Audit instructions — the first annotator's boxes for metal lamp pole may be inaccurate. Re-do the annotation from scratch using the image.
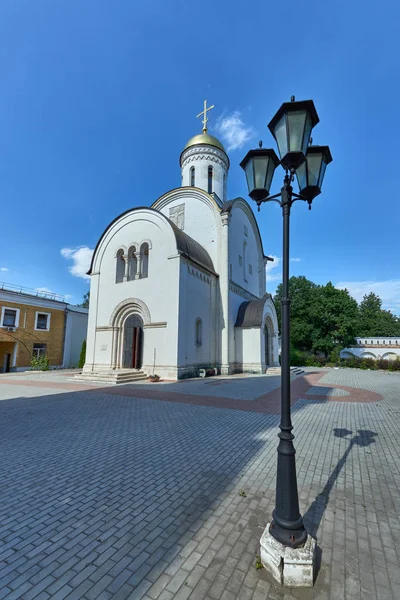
[240,98,332,553]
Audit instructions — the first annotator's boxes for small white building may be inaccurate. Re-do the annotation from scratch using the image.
[341,337,400,360]
[83,121,279,381]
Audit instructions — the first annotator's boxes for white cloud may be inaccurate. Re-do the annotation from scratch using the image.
[266,255,281,282]
[36,287,56,294]
[291,257,301,263]
[0,267,9,272]
[61,246,93,280]
[336,280,400,314]
[215,111,255,151]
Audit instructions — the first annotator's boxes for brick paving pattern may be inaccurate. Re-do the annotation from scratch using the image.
[0,369,399,599]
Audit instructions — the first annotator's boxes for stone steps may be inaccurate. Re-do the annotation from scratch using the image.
[72,370,148,384]
[265,366,305,377]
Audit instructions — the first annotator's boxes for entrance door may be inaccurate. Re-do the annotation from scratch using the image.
[123,315,143,369]
[264,324,269,366]
[4,353,11,373]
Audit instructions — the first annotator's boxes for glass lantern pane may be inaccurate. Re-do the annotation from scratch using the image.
[287,110,306,152]
[274,116,288,158]
[265,161,276,194]
[318,160,327,188]
[296,162,307,191]
[306,154,321,187]
[244,159,254,192]
[302,113,313,154]
[253,156,269,189]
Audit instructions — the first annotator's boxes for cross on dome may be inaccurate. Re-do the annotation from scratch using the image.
[196,100,215,133]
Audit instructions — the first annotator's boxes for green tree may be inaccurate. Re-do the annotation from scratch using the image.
[358,292,400,336]
[274,276,318,351]
[78,291,90,309]
[274,277,358,358]
[78,339,86,369]
[311,283,358,357]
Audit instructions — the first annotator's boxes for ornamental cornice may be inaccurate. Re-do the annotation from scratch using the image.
[181,145,229,170]
[229,281,258,301]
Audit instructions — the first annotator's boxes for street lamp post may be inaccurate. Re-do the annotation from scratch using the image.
[240,97,332,587]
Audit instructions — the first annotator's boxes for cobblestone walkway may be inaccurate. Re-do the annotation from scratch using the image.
[0,369,399,599]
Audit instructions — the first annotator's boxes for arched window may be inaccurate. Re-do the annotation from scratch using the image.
[195,318,202,346]
[208,166,213,194]
[141,242,149,278]
[115,249,125,283]
[243,241,247,281]
[128,246,137,280]
[190,166,195,187]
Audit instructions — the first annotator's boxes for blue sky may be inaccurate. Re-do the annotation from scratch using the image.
[0,0,399,313]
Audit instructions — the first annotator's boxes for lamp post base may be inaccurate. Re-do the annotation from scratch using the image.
[260,522,316,587]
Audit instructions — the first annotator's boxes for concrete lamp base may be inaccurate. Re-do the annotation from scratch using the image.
[260,523,316,587]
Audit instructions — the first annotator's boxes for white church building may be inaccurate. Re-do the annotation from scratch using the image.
[83,109,279,381]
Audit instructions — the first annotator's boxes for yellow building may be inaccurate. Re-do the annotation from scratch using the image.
[0,283,88,372]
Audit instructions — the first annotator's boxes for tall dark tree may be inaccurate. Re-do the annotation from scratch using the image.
[78,291,90,309]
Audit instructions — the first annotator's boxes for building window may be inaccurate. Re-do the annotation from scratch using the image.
[195,318,202,346]
[33,343,47,358]
[244,225,248,237]
[116,249,125,283]
[229,264,232,280]
[1,307,20,328]
[208,166,213,194]
[249,264,252,275]
[35,312,50,331]
[128,246,137,280]
[190,166,195,187]
[238,255,242,266]
[140,243,149,278]
[243,241,247,281]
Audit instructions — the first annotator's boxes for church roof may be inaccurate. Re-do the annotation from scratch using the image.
[169,220,216,274]
[235,295,273,328]
[182,133,226,154]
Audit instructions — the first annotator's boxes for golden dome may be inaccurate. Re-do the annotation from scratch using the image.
[182,133,226,153]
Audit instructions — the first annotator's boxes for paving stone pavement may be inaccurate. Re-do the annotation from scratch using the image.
[0,369,399,599]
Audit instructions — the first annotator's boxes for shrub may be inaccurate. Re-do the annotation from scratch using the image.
[78,340,86,369]
[30,354,50,371]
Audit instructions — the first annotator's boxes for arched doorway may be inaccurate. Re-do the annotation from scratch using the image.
[264,318,274,367]
[123,315,143,369]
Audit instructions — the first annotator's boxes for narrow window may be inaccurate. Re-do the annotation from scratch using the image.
[208,166,213,194]
[195,318,202,346]
[36,313,50,331]
[223,173,226,198]
[2,309,17,327]
[33,343,47,358]
[229,264,232,280]
[249,264,252,275]
[116,249,125,283]
[141,243,149,278]
[238,255,242,266]
[243,241,247,280]
[128,246,137,280]
[190,166,195,187]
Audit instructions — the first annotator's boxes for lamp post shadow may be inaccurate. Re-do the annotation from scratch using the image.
[303,428,378,540]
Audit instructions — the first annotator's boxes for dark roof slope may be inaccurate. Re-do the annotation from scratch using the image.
[235,295,272,328]
[169,220,216,274]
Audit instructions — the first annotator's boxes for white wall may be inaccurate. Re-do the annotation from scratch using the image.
[84,209,180,379]
[177,259,218,377]
[341,346,400,360]
[181,145,229,202]
[228,202,264,298]
[63,307,88,368]
[155,189,221,270]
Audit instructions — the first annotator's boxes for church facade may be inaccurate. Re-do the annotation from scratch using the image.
[83,117,279,380]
